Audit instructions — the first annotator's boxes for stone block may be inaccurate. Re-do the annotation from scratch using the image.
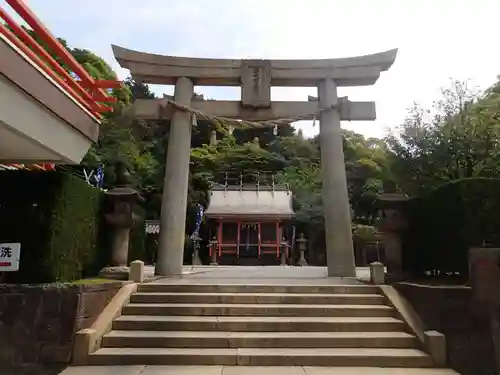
[469,247,500,303]
[100,266,130,280]
[36,318,61,342]
[72,328,95,365]
[369,262,385,285]
[40,290,63,317]
[241,59,271,108]
[424,330,447,366]
[39,344,72,364]
[0,282,124,371]
[129,260,145,282]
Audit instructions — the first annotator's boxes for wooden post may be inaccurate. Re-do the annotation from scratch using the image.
[258,222,261,258]
[218,220,223,256]
[237,221,241,258]
[275,220,280,258]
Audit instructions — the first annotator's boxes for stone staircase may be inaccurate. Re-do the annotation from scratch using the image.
[88,283,436,367]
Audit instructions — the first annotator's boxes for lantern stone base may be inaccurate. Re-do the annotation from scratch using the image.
[192,250,203,266]
[297,250,308,267]
[99,266,130,280]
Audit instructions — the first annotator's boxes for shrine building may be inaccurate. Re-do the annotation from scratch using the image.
[205,182,295,265]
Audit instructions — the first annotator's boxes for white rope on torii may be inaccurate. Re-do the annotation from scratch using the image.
[163,98,340,133]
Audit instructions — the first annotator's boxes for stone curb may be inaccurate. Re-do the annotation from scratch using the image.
[72,282,138,365]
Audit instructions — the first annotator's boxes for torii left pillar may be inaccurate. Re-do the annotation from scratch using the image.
[156,77,194,276]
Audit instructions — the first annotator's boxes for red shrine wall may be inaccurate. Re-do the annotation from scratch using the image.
[213,219,288,264]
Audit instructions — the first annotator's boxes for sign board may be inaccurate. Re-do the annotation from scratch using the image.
[0,243,21,272]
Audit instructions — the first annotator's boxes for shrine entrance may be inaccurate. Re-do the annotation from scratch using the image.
[112,45,398,277]
[205,182,295,266]
[239,223,259,258]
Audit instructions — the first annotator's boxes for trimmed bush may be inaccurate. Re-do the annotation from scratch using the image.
[0,171,103,283]
[402,178,500,278]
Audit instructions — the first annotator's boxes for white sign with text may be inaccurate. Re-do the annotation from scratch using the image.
[0,243,21,272]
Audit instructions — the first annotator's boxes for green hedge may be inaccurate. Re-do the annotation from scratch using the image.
[0,171,104,283]
[402,178,500,278]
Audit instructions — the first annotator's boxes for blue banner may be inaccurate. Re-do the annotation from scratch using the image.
[94,165,104,188]
[191,204,204,239]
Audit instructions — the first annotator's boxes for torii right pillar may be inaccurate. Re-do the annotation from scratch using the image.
[319,79,357,277]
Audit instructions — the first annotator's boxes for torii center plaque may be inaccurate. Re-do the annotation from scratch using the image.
[112,45,398,277]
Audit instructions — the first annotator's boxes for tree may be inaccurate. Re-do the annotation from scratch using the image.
[385,80,500,195]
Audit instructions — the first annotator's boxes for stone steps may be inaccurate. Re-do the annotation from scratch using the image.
[102,330,419,348]
[121,303,395,317]
[130,292,386,305]
[137,284,379,294]
[90,282,435,368]
[89,347,434,367]
[113,315,407,332]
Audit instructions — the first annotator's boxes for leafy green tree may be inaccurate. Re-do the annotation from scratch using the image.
[385,80,500,195]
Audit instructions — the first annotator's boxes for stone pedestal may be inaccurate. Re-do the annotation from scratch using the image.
[296,233,308,267]
[424,331,447,367]
[156,77,194,276]
[369,261,385,285]
[318,79,356,277]
[376,192,409,282]
[191,233,202,266]
[111,227,130,266]
[209,237,218,266]
[129,260,145,282]
[99,266,129,280]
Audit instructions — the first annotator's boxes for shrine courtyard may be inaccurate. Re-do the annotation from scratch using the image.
[144,265,374,284]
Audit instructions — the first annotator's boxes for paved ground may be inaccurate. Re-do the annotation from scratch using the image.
[145,265,373,284]
[59,365,460,374]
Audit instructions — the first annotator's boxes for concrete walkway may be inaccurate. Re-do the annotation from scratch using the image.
[145,265,373,284]
[59,365,460,374]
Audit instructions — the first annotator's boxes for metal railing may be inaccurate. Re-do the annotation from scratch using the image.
[0,0,121,119]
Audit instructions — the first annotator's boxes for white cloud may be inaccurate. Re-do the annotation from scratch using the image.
[7,0,500,139]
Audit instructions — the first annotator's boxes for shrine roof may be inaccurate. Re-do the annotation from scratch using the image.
[204,185,295,219]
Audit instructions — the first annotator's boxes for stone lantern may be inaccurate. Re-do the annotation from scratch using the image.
[100,162,144,280]
[209,236,218,266]
[191,232,202,266]
[296,233,308,267]
[375,185,409,282]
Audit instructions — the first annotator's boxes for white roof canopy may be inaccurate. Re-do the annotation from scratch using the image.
[205,188,295,219]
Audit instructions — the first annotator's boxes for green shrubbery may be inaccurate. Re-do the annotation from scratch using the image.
[0,171,104,283]
[402,178,500,278]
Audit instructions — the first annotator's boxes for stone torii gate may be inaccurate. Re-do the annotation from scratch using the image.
[112,45,398,277]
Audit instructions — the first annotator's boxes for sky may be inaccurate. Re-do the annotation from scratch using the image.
[4,0,500,138]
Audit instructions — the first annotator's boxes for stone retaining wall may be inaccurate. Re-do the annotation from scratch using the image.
[0,281,122,374]
[395,282,497,375]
